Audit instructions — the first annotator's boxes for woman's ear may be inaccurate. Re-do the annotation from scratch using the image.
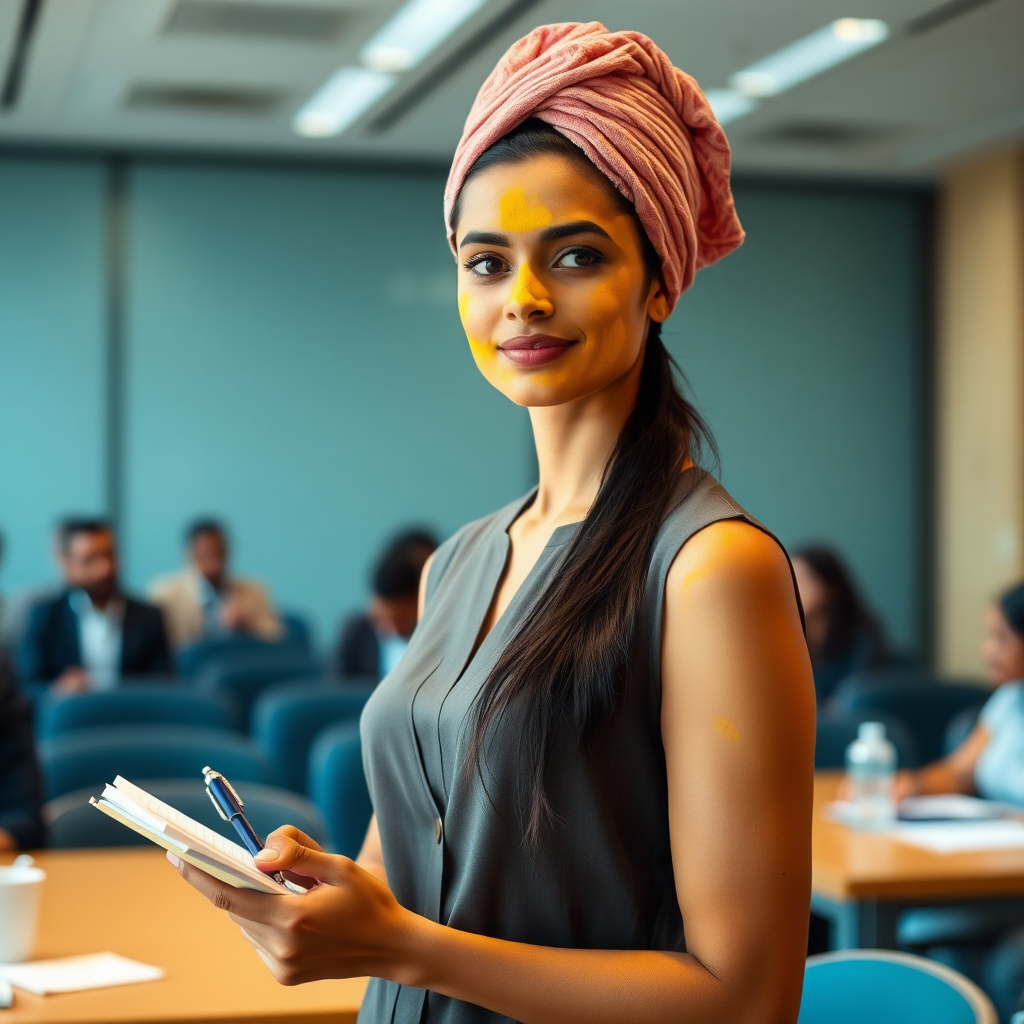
[647,278,670,323]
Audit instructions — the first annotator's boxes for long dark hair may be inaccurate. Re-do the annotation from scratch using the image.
[453,120,717,848]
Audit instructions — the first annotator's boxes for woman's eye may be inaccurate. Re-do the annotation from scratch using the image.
[555,248,601,269]
[466,255,508,277]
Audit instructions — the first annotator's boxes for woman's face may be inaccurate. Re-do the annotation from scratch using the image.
[981,603,1024,685]
[454,153,668,408]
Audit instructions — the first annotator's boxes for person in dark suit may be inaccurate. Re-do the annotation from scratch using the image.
[0,649,44,850]
[335,529,437,682]
[16,518,172,691]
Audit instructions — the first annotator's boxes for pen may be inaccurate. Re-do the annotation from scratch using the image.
[202,766,291,888]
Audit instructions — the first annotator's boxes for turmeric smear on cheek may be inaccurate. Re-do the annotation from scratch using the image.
[499,187,553,233]
[716,717,741,743]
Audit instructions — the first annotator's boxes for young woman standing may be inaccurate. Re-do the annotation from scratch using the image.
[173,22,815,1024]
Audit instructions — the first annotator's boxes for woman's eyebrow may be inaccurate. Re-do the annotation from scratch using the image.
[459,230,511,249]
[541,220,612,242]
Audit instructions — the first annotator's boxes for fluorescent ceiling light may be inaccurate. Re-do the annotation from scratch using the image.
[704,89,758,126]
[292,67,397,137]
[361,0,489,73]
[729,18,889,98]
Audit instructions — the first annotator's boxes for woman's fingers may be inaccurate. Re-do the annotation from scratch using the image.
[265,824,324,853]
[168,851,279,922]
[255,833,351,883]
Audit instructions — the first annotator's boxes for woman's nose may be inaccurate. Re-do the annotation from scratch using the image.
[504,263,553,322]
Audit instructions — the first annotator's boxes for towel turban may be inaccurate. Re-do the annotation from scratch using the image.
[444,21,745,310]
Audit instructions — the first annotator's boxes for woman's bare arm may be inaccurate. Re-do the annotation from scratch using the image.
[173,519,814,1024]
[896,725,991,799]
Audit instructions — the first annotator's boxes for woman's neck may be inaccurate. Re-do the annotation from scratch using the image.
[526,356,642,527]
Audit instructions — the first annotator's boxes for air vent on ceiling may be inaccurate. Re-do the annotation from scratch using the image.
[905,0,999,35]
[751,121,904,147]
[166,1,351,41]
[124,84,282,114]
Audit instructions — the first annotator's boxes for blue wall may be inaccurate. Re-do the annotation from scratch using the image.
[0,156,928,653]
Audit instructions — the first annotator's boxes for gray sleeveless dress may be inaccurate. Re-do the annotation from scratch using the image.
[359,469,783,1024]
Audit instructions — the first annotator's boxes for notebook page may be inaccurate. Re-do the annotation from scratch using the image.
[113,776,253,867]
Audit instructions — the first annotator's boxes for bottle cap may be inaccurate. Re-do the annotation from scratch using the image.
[858,721,886,742]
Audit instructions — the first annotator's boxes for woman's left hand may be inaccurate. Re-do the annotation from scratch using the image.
[169,826,413,986]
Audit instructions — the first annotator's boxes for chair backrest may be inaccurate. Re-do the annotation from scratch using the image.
[307,720,373,857]
[36,686,232,739]
[176,636,279,678]
[252,681,376,793]
[45,779,327,849]
[279,611,313,653]
[197,650,324,730]
[39,725,273,799]
[816,711,920,769]
[832,671,990,764]
[798,950,997,1024]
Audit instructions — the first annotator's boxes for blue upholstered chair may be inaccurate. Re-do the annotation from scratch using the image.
[815,711,920,769]
[252,681,376,793]
[308,720,373,857]
[279,611,313,653]
[196,650,324,730]
[45,779,327,849]
[36,686,232,739]
[176,636,280,678]
[39,725,273,800]
[798,950,997,1024]
[832,671,990,764]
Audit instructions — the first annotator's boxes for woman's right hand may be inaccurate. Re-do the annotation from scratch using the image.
[891,770,919,803]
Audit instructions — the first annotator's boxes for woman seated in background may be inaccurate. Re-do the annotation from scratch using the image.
[791,545,889,703]
[895,581,1024,805]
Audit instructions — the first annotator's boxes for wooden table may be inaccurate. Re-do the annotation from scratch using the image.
[812,772,1024,948]
[0,848,367,1023]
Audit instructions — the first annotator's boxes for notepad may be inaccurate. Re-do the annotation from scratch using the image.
[90,776,291,894]
[0,953,164,995]
[891,820,1024,853]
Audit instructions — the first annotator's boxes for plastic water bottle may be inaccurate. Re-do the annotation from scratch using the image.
[845,721,897,830]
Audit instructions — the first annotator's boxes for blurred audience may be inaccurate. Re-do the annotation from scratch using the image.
[0,648,45,849]
[792,545,888,703]
[149,518,282,649]
[335,529,437,681]
[894,580,1024,805]
[16,518,171,691]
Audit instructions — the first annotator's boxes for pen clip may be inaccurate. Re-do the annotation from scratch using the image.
[203,766,245,817]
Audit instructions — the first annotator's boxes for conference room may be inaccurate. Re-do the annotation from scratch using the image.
[1,0,1023,1021]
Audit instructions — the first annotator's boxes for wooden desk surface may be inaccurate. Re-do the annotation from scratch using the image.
[813,772,1024,902]
[1,848,367,1024]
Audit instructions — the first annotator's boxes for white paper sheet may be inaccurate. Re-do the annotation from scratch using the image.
[0,952,164,995]
[890,820,1024,853]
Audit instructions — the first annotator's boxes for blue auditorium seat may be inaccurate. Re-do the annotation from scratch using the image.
[36,686,231,739]
[279,611,313,653]
[39,725,273,800]
[308,720,373,857]
[252,681,376,793]
[798,950,997,1024]
[46,779,327,849]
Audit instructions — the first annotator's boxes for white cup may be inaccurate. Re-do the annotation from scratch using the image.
[0,857,46,964]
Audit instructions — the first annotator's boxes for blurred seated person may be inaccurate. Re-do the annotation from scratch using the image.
[335,529,437,682]
[16,518,171,691]
[792,544,888,703]
[895,581,1024,805]
[149,519,282,649]
[0,648,44,850]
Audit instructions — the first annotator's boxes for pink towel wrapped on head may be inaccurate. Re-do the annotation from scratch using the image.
[445,21,745,310]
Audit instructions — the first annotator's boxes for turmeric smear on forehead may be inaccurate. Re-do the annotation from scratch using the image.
[499,187,553,233]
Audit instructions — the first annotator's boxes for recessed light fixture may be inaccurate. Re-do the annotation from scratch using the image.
[705,89,759,126]
[361,0,489,73]
[730,18,889,99]
[292,67,397,137]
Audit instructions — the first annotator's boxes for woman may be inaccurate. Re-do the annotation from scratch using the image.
[895,581,1024,804]
[171,23,815,1024]
[791,545,888,703]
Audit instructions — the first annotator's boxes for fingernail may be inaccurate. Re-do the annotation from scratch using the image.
[255,848,277,863]
[166,852,181,868]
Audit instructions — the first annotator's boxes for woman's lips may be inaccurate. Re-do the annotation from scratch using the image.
[497,335,577,367]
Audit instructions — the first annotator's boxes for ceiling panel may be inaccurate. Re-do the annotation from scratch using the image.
[0,0,1021,179]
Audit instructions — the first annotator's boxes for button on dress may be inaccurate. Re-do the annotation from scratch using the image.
[359,469,785,1023]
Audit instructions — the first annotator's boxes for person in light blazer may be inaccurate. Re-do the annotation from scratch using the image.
[149,519,281,650]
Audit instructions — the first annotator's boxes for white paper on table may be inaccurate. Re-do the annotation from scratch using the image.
[0,952,164,995]
[890,820,1024,854]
